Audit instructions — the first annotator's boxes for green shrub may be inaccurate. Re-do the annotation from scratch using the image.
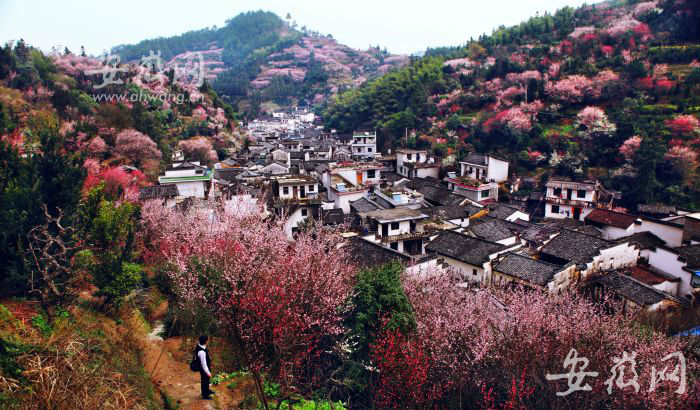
[98,262,144,305]
[31,313,51,335]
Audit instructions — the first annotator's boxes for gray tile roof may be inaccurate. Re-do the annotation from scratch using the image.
[677,245,700,270]
[539,229,615,266]
[139,184,179,200]
[588,272,681,307]
[426,230,506,266]
[615,231,665,250]
[405,179,467,206]
[421,204,470,221]
[345,237,412,270]
[462,153,487,166]
[468,218,518,242]
[520,223,562,245]
[494,252,565,286]
[350,197,383,213]
[486,203,528,220]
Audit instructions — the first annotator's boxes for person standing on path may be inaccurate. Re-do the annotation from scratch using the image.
[194,335,215,399]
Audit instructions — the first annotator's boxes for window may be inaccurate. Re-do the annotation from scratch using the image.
[551,205,560,214]
[368,147,372,152]
[473,269,478,276]
[282,186,289,195]
[390,222,400,230]
[480,190,490,199]
[389,242,399,250]
[553,187,562,197]
[367,169,376,179]
[301,209,308,217]
[308,185,315,192]
[577,189,587,198]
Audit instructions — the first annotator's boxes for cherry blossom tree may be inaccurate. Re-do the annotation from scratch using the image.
[178,137,217,164]
[502,107,533,134]
[114,129,161,166]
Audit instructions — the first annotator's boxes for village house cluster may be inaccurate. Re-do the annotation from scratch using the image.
[140,110,700,319]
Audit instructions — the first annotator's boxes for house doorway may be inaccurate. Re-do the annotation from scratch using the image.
[573,207,581,220]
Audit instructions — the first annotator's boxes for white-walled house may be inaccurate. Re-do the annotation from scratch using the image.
[459,153,509,183]
[646,244,700,300]
[324,162,383,213]
[362,208,430,255]
[351,131,378,160]
[157,161,212,198]
[538,229,639,279]
[446,177,499,205]
[396,149,441,179]
[270,175,322,238]
[544,179,611,221]
[492,252,577,294]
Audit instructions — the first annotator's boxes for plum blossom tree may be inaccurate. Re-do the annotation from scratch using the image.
[576,106,616,139]
[371,271,699,410]
[178,137,218,164]
[619,135,642,160]
[545,75,596,103]
[114,129,161,167]
[140,200,355,407]
[502,108,533,134]
[86,136,108,158]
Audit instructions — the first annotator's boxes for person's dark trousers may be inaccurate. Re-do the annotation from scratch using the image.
[200,371,211,398]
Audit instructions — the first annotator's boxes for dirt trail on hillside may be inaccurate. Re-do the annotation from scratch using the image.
[142,321,245,410]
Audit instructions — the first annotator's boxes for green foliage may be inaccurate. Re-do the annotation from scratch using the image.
[0,120,84,296]
[98,262,144,305]
[323,57,446,146]
[345,261,416,363]
[30,313,52,335]
[264,378,281,398]
[211,370,249,385]
[279,399,347,410]
[76,185,142,305]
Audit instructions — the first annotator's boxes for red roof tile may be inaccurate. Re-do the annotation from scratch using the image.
[585,208,638,229]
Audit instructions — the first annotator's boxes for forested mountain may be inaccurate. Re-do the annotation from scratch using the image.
[112,11,409,115]
[321,0,700,210]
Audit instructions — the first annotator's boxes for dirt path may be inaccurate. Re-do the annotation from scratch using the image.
[142,321,247,410]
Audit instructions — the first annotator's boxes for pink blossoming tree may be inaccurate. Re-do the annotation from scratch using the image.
[576,106,616,139]
[114,129,161,166]
[178,137,218,164]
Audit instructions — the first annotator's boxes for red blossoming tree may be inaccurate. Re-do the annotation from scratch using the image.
[667,115,700,138]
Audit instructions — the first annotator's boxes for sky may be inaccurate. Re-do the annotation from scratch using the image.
[0,0,600,56]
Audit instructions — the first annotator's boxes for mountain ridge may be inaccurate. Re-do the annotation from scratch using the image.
[111,11,409,115]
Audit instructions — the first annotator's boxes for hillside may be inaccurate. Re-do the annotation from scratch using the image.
[112,11,409,115]
[322,0,700,209]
